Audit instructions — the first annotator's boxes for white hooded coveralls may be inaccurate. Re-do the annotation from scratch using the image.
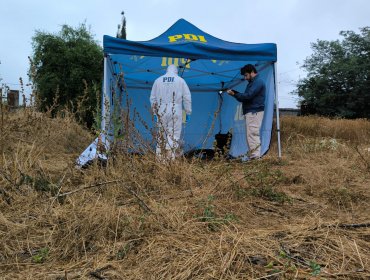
[150,64,192,160]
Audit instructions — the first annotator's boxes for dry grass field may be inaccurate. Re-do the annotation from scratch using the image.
[0,108,369,279]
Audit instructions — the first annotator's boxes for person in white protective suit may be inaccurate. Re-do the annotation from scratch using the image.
[150,64,192,161]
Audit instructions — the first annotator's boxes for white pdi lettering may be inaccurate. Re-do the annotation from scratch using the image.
[163,77,174,82]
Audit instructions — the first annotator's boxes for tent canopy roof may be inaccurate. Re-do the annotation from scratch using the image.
[103,18,277,62]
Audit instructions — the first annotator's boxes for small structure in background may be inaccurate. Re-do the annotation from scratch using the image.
[7,89,19,109]
[0,87,21,111]
[7,90,19,108]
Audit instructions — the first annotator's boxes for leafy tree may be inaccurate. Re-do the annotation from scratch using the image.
[30,23,103,127]
[295,27,370,118]
[116,11,127,39]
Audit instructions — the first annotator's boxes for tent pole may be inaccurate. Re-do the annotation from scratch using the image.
[102,55,108,134]
[273,62,282,158]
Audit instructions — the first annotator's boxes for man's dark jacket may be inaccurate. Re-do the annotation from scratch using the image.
[233,74,265,114]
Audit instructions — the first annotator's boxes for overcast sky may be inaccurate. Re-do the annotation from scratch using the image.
[0,0,369,108]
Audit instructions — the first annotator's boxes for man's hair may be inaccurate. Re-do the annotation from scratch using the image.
[240,64,257,75]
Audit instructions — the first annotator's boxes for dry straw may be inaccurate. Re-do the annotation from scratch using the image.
[0,105,369,279]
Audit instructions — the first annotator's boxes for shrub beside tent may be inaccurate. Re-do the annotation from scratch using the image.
[77,19,281,166]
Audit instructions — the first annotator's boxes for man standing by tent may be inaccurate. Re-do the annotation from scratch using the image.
[227,64,265,160]
[150,64,192,161]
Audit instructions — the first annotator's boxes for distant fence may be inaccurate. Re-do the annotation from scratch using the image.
[275,108,300,117]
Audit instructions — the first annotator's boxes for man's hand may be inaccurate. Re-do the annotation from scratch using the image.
[227,89,236,96]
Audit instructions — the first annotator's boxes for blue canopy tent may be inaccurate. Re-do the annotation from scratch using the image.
[77,19,281,166]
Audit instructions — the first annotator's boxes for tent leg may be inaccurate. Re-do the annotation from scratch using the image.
[273,62,282,158]
[102,55,109,132]
[100,55,113,153]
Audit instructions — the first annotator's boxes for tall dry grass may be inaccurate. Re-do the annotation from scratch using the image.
[0,107,369,279]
